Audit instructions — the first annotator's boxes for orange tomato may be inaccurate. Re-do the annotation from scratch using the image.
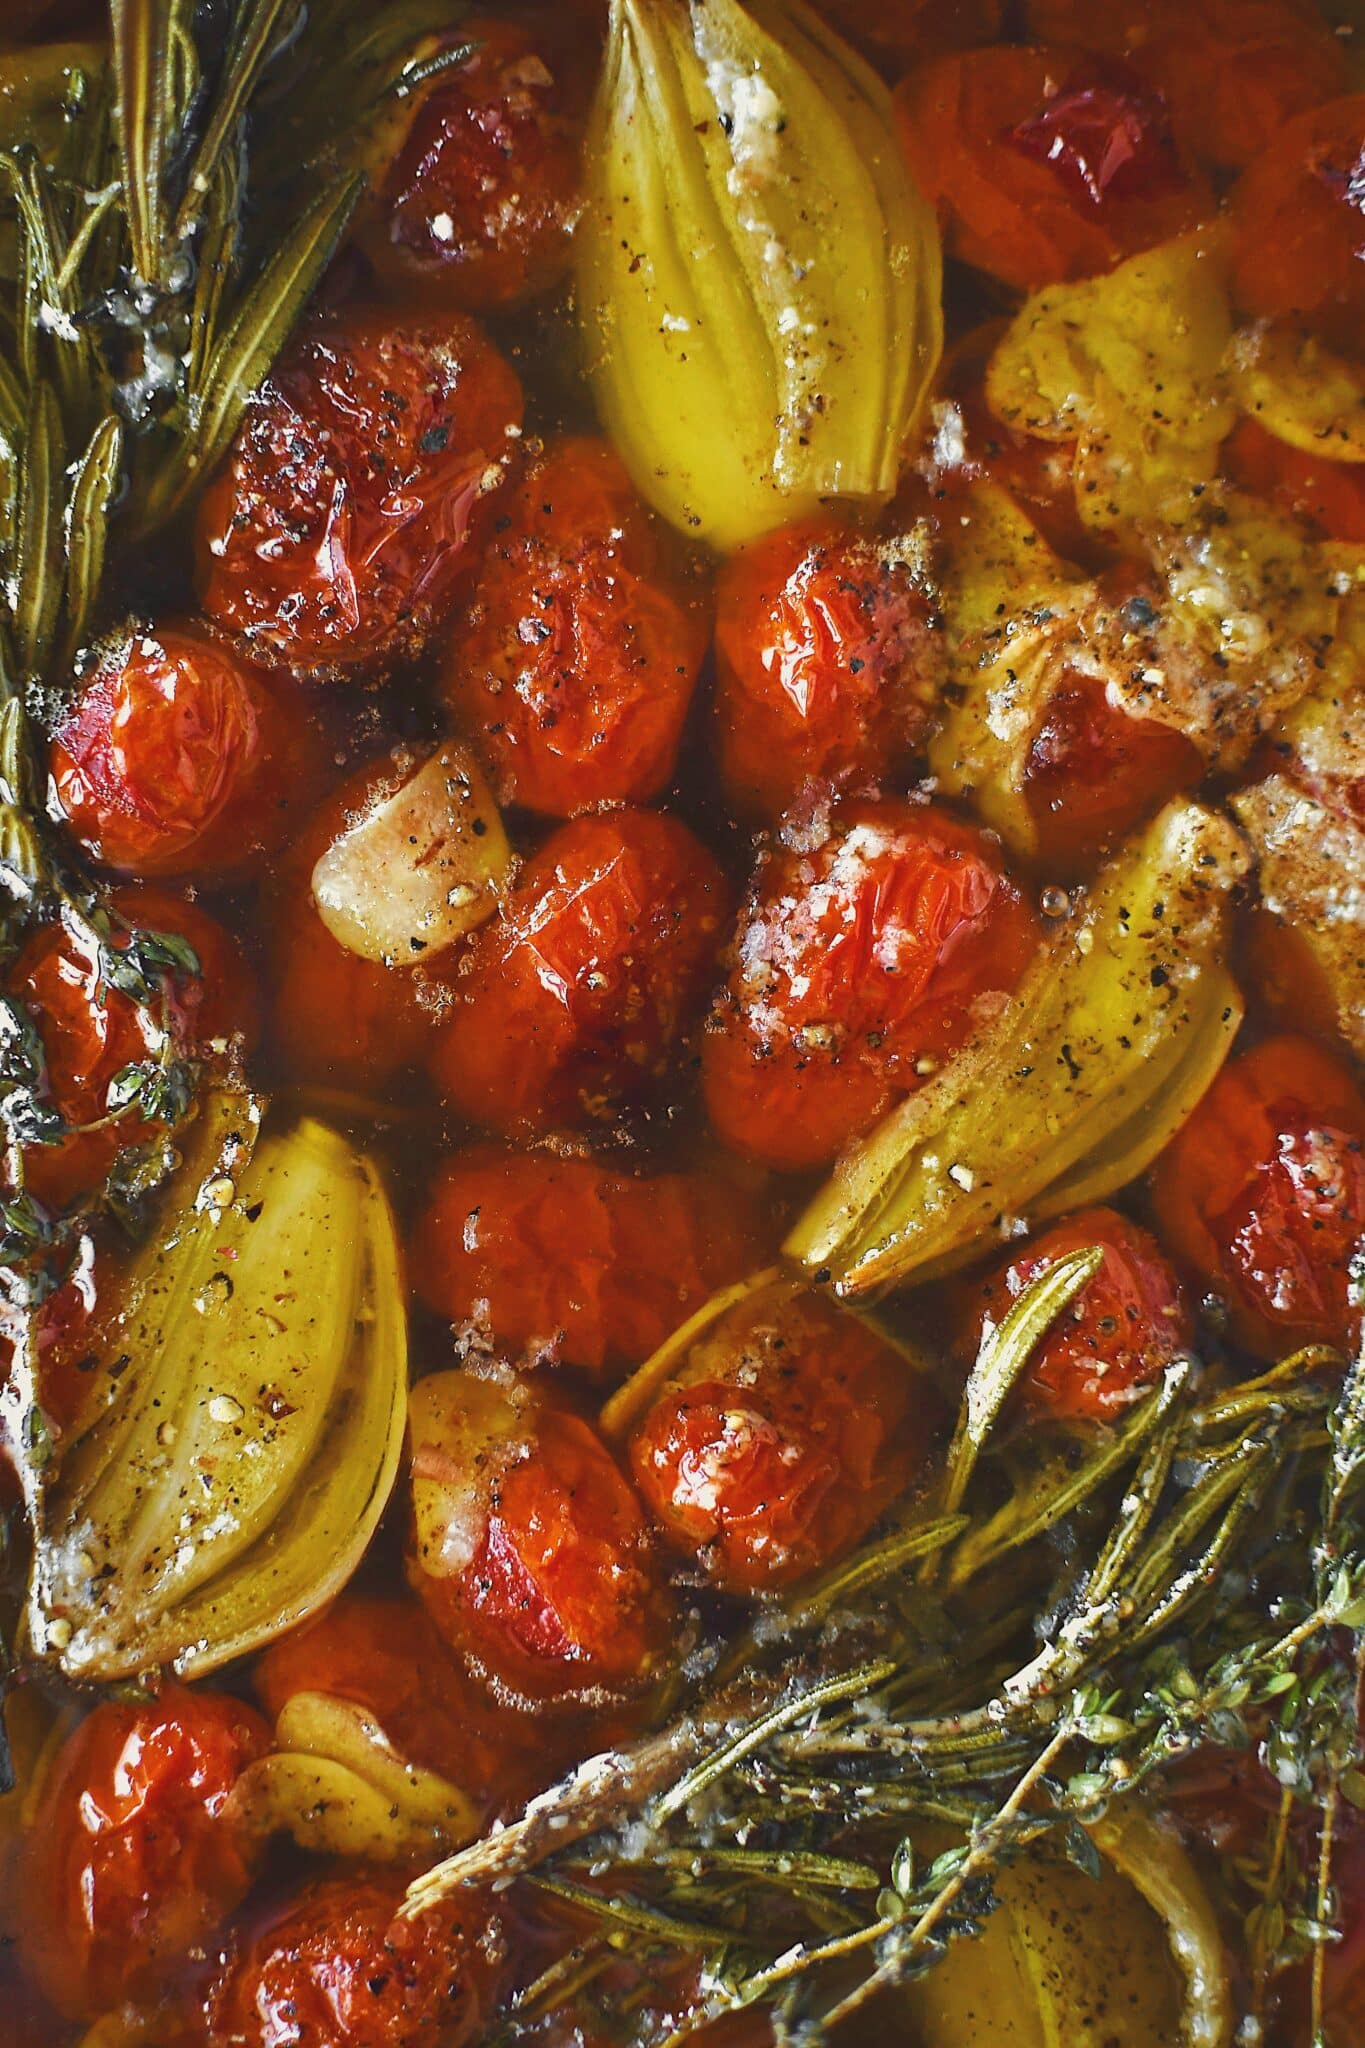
[1222,418,1365,545]
[1230,97,1365,355]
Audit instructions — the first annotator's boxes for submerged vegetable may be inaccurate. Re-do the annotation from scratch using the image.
[27,1090,407,1681]
[577,0,942,549]
[786,797,1248,1296]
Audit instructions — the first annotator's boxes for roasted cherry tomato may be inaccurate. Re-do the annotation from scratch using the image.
[18,1685,269,2021]
[629,1285,926,1592]
[429,807,726,1135]
[1150,1034,1365,1359]
[811,0,1002,73]
[407,1373,671,1705]
[713,518,941,823]
[701,799,1037,1172]
[895,47,1210,293]
[1222,418,1365,545]
[10,887,259,1211]
[201,1873,503,2048]
[1229,97,1365,357]
[359,15,590,311]
[1025,0,1347,174]
[50,621,320,878]
[441,437,709,816]
[414,1145,767,1381]
[954,1205,1193,1423]
[196,311,523,679]
[1023,670,1203,875]
[267,762,462,1089]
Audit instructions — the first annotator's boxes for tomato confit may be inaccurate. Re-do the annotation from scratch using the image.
[0,3,1364,2047]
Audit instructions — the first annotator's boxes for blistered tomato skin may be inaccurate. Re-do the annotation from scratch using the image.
[50,623,320,878]
[268,762,461,1089]
[629,1289,924,1592]
[363,16,589,312]
[202,1874,503,2048]
[414,1146,766,1381]
[195,312,523,680]
[1222,419,1365,545]
[701,800,1038,1173]
[408,1380,671,1706]
[1150,1035,1365,1359]
[956,1206,1193,1423]
[1230,97,1365,356]
[429,807,727,1136]
[1023,669,1204,874]
[713,519,941,824]
[441,438,709,816]
[18,1685,269,2021]
[895,47,1210,294]
[10,887,259,1211]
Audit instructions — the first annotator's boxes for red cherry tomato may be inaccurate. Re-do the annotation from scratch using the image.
[701,799,1037,1173]
[810,0,1002,74]
[441,437,709,816]
[18,1685,269,2020]
[954,1205,1193,1423]
[267,762,462,1089]
[407,1374,671,1704]
[629,1286,926,1592]
[201,1873,502,2048]
[196,311,523,679]
[429,807,727,1135]
[1222,419,1365,545]
[1150,1034,1365,1359]
[50,622,321,878]
[361,15,590,311]
[10,887,259,1211]
[1229,97,1365,357]
[713,518,941,824]
[414,1144,768,1381]
[1026,0,1347,174]
[1023,669,1203,875]
[895,47,1210,293]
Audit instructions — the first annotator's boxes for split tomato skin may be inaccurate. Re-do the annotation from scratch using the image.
[1222,418,1365,546]
[701,799,1037,1173]
[1150,1034,1365,1359]
[441,437,709,816]
[955,1206,1193,1423]
[18,1685,270,2021]
[407,1376,672,1706]
[195,311,523,679]
[713,518,941,823]
[10,886,259,1211]
[429,807,727,1136]
[895,46,1210,293]
[50,622,321,878]
[362,14,590,312]
[629,1288,926,1592]
[413,1145,767,1381]
[201,1873,503,2048]
[1229,96,1365,356]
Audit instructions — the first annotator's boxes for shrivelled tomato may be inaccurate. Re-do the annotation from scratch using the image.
[50,622,321,878]
[429,807,727,1135]
[1229,97,1365,356]
[201,1873,503,2048]
[701,799,1037,1172]
[954,1205,1193,1423]
[1150,1034,1365,1359]
[196,312,523,679]
[441,437,709,816]
[895,47,1210,293]
[360,14,591,311]
[1222,418,1365,545]
[713,518,941,823]
[413,1145,767,1381]
[629,1286,926,1592]
[1023,669,1203,874]
[18,1685,269,2020]
[10,887,259,1211]
[267,761,462,1088]
[1025,0,1347,174]
[407,1373,671,1705]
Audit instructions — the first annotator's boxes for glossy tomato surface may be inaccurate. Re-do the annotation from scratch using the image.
[1230,96,1365,354]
